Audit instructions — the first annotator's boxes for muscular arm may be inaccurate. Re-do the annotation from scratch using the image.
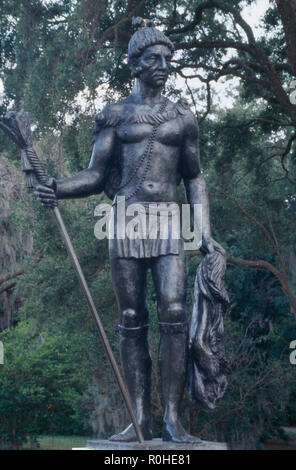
[180,111,212,243]
[56,127,115,199]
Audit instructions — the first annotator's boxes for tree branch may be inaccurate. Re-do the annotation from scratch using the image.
[216,189,279,253]
[187,251,296,317]
[227,256,296,316]
[170,1,296,120]
[0,282,16,295]
[280,133,296,186]
[0,269,25,287]
[0,251,44,294]
[276,0,296,76]
[167,0,256,44]
[175,39,254,55]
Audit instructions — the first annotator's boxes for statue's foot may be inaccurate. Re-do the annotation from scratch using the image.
[109,423,152,442]
[162,420,202,443]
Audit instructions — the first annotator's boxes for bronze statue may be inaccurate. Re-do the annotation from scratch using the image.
[34,18,227,443]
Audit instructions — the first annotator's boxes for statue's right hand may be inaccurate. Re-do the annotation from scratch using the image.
[34,178,57,208]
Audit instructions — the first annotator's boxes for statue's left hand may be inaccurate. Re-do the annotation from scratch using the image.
[34,177,57,208]
[201,236,226,256]
[211,238,226,256]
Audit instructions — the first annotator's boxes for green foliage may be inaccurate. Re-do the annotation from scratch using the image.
[179,316,296,449]
[0,319,92,449]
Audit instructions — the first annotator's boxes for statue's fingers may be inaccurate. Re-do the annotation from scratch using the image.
[207,242,214,253]
[40,198,57,207]
[213,241,226,256]
[218,245,226,256]
[36,195,56,205]
[34,184,55,194]
[41,197,56,203]
[35,191,56,199]
[45,177,57,190]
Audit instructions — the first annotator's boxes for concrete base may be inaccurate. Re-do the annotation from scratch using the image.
[84,438,227,450]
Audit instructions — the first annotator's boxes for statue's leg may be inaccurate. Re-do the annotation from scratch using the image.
[109,257,152,442]
[151,252,201,443]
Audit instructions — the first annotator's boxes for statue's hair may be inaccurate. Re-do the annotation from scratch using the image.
[128,17,174,60]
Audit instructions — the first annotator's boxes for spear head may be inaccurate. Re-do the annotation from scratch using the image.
[0,110,48,188]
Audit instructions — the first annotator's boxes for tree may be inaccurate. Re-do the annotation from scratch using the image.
[0,320,92,449]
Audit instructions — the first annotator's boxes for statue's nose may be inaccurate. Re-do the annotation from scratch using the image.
[158,57,168,70]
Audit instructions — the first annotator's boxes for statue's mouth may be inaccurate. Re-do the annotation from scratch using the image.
[154,74,167,80]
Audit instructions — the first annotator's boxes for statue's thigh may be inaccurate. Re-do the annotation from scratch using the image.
[151,252,187,321]
[110,256,148,316]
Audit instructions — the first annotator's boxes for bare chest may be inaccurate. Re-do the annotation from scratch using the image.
[116,118,183,147]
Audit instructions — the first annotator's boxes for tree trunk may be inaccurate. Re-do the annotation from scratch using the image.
[276,0,296,76]
[0,158,34,332]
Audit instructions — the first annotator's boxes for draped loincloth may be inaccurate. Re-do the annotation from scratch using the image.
[109,201,183,259]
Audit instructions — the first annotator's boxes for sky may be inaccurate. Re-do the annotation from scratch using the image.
[0,0,271,111]
[242,0,270,37]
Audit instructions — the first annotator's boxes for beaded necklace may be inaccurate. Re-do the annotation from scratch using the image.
[118,98,168,201]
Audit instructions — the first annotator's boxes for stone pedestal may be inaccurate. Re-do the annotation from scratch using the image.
[82,438,227,450]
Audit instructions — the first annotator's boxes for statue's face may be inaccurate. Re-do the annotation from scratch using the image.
[136,44,172,89]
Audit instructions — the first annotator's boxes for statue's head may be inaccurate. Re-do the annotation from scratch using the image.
[128,18,174,88]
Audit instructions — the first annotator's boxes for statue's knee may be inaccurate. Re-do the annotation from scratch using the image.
[121,308,139,328]
[161,302,186,323]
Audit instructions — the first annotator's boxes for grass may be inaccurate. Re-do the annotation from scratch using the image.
[24,435,92,450]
